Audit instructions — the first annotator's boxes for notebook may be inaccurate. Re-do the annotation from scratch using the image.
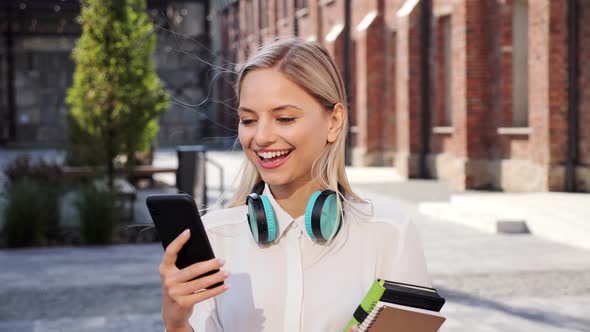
[344,279,446,332]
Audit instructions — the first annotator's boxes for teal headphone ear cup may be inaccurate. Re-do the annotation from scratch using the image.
[246,194,277,244]
[305,190,341,241]
[304,191,322,241]
[319,193,340,240]
[247,201,260,243]
[259,195,277,242]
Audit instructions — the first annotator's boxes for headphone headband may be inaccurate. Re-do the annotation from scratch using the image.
[251,181,345,198]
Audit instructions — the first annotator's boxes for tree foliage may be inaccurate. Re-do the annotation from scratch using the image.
[66,0,169,186]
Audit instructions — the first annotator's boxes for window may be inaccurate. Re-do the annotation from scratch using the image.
[435,14,452,127]
[512,0,529,126]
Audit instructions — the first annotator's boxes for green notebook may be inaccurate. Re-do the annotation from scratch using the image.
[344,279,445,332]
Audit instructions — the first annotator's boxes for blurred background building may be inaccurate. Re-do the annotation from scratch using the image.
[209,0,589,193]
[1,0,588,193]
[0,0,228,148]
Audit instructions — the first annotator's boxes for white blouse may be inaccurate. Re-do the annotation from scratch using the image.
[188,185,432,332]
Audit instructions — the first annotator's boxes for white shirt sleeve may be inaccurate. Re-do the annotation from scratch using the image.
[380,218,433,288]
[187,297,223,332]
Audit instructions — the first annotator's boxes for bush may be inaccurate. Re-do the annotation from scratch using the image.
[1,179,61,248]
[3,154,63,188]
[76,184,121,245]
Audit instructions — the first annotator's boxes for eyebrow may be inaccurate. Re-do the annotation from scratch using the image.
[238,104,304,113]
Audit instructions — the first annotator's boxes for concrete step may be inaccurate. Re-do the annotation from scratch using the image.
[419,192,590,251]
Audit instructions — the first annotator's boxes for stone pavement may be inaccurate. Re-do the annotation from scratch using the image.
[0,244,165,332]
[1,149,589,331]
[355,186,590,332]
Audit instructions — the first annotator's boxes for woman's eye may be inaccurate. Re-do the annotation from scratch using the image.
[277,117,295,124]
[240,119,255,125]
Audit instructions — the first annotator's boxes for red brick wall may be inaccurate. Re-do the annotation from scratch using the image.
[528,0,550,165]
[395,1,423,174]
[261,0,277,44]
[449,1,466,158]
[501,0,513,129]
[320,0,356,146]
[464,0,491,161]
[577,0,590,167]
[320,0,344,40]
[216,0,588,191]
[383,29,396,159]
[484,0,506,160]
[319,1,346,79]
[527,0,569,191]
[433,15,445,129]
[382,1,404,160]
[351,0,379,28]
[431,0,457,157]
[276,0,295,37]
[352,2,386,164]
[296,0,319,40]
[547,1,569,167]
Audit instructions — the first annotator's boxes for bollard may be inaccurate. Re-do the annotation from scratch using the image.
[176,145,207,210]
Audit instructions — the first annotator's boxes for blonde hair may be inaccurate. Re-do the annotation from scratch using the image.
[227,38,364,209]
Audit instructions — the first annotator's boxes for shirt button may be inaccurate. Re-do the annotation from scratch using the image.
[292,223,303,239]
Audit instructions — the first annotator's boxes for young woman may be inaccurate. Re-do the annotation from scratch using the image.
[158,38,432,332]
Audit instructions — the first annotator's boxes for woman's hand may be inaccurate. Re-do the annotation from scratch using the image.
[349,325,359,332]
[159,229,230,331]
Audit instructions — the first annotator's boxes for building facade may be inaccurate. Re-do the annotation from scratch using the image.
[210,0,590,193]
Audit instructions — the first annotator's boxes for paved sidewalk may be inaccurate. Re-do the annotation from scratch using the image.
[0,244,165,332]
[355,186,590,332]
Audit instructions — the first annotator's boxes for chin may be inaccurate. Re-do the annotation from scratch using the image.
[258,173,292,187]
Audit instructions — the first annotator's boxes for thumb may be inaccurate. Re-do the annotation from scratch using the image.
[350,325,358,332]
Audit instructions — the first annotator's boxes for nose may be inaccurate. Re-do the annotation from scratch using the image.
[253,118,277,147]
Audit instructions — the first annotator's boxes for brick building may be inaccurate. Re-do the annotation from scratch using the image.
[209,0,589,193]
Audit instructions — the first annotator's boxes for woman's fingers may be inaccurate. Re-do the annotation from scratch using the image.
[159,229,191,272]
[179,282,230,308]
[173,269,230,296]
[174,258,226,284]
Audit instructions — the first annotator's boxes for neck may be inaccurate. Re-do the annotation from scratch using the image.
[269,179,321,219]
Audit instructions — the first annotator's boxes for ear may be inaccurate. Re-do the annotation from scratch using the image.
[327,103,346,143]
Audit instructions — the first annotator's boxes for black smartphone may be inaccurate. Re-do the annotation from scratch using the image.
[146,194,223,288]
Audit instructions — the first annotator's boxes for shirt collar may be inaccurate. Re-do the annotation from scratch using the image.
[262,184,315,243]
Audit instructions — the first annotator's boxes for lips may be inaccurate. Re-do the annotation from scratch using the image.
[255,149,293,169]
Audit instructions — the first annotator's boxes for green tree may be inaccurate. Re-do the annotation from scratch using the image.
[66,0,169,188]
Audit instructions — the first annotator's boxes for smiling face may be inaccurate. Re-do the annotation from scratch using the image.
[238,68,339,191]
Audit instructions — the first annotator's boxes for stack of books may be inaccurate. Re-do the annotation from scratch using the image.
[344,279,446,332]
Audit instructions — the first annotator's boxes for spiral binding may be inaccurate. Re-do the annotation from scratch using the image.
[359,303,385,331]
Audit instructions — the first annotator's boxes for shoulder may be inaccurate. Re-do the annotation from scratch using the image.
[201,204,249,235]
[345,199,413,237]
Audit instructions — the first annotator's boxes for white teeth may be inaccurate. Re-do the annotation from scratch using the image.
[257,150,291,159]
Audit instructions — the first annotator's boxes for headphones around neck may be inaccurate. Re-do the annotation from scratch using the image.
[246,181,344,244]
